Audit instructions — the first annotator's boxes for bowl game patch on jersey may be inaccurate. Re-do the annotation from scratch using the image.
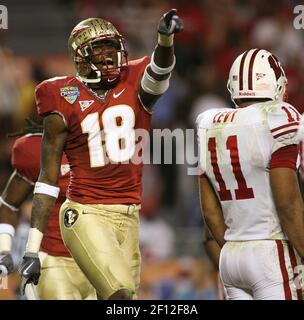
[60,86,80,104]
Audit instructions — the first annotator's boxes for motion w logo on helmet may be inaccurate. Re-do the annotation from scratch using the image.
[0,5,8,29]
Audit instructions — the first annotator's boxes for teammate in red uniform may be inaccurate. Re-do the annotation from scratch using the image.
[0,121,96,299]
[20,10,183,299]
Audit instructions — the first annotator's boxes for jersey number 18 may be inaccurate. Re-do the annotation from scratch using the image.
[81,105,135,167]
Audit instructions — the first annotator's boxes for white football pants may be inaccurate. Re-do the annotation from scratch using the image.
[219,240,303,300]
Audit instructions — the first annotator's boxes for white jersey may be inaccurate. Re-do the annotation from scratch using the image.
[196,101,300,241]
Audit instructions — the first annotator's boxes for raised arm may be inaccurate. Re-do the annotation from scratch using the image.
[19,114,67,291]
[138,9,183,110]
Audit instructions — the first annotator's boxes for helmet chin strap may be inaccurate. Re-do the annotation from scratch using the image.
[77,63,119,87]
[77,62,102,83]
[77,72,101,84]
[77,71,119,90]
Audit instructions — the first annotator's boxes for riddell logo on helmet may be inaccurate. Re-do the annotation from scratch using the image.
[0,5,8,29]
[294,5,304,29]
[239,92,256,96]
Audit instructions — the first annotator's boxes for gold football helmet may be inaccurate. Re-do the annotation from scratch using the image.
[68,18,128,87]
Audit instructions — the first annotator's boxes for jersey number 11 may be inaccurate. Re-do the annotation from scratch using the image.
[208,135,255,201]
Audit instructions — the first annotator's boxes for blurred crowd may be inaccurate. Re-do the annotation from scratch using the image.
[1,0,304,299]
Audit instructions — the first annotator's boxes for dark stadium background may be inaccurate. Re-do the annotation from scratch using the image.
[0,0,303,299]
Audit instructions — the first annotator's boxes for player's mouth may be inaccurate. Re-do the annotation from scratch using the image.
[98,58,118,71]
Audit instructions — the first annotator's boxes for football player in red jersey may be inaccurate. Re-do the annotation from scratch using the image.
[0,120,96,299]
[19,10,183,300]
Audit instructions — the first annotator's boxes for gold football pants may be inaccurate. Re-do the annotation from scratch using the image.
[59,199,141,300]
[36,253,97,300]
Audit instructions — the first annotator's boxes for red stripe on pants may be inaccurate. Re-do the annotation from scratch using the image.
[276,240,292,300]
[287,244,303,300]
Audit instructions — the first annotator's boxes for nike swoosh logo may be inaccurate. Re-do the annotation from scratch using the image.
[113,89,125,99]
[23,261,35,276]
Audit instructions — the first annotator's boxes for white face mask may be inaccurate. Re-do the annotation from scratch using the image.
[76,44,122,85]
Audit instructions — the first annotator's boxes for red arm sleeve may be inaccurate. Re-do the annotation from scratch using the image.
[35,79,71,128]
[35,81,57,117]
[11,136,42,183]
[127,56,150,88]
[270,145,298,171]
[135,56,151,84]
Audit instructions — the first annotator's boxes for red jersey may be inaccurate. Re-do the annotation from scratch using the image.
[11,134,70,257]
[35,57,151,204]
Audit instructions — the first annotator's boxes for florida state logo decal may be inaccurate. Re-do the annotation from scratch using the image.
[64,208,79,228]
